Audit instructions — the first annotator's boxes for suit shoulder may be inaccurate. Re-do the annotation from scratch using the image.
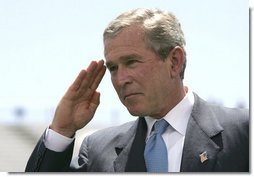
[89,120,136,138]
[208,104,249,126]
[194,93,249,125]
[80,120,136,150]
[192,93,249,137]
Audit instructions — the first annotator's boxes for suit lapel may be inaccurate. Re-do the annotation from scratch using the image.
[180,93,224,172]
[113,118,141,172]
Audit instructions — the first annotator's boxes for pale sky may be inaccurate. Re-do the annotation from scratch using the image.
[0,0,249,126]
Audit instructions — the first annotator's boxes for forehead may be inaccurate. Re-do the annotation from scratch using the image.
[104,25,147,60]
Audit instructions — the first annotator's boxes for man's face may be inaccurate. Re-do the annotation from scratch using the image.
[104,25,177,118]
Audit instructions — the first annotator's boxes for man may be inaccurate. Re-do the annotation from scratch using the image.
[25,8,249,172]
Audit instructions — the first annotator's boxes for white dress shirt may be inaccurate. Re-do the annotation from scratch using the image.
[145,91,194,172]
[45,128,74,152]
[45,91,194,172]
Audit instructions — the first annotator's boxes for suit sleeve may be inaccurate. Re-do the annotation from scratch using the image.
[25,131,75,172]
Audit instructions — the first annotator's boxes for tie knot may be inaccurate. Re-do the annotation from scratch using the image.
[153,119,169,134]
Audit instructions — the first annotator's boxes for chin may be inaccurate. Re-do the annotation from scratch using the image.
[126,107,147,117]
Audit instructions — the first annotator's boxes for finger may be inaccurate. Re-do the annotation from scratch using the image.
[97,59,105,69]
[69,70,87,91]
[86,59,104,87]
[86,61,98,74]
[89,91,101,113]
[69,61,98,91]
[79,60,105,92]
[83,61,99,87]
[78,61,99,92]
[90,64,106,90]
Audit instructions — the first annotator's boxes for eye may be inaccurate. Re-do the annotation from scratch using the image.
[125,59,138,66]
[108,65,118,73]
[126,59,137,65]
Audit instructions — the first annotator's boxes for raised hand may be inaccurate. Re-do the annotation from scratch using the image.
[50,60,106,137]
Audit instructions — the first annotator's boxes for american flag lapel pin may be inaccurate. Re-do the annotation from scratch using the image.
[199,151,208,163]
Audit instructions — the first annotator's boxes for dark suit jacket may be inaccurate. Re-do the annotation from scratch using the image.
[25,93,249,172]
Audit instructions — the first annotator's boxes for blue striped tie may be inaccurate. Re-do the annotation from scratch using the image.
[144,119,169,172]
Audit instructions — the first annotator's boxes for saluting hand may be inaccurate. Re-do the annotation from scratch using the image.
[50,60,106,137]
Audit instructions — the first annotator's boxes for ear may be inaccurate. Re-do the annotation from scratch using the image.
[167,46,185,78]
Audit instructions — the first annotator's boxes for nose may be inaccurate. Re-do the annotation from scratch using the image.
[112,65,132,88]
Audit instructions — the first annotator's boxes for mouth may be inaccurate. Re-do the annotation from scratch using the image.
[124,93,142,100]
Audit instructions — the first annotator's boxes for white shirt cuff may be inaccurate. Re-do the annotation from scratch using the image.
[44,127,75,152]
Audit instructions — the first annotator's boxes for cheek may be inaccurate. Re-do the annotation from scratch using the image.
[145,69,171,99]
[131,66,147,82]
[111,76,120,94]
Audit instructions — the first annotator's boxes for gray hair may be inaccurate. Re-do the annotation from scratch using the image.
[103,8,187,80]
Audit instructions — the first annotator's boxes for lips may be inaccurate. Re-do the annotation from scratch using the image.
[124,93,142,100]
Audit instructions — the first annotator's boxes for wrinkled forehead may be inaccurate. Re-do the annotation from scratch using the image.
[104,25,146,58]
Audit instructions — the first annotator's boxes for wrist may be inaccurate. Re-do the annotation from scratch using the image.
[49,124,75,138]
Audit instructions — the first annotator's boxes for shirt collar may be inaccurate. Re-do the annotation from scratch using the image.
[145,90,194,137]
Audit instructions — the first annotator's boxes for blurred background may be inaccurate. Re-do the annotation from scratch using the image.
[0,0,249,172]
